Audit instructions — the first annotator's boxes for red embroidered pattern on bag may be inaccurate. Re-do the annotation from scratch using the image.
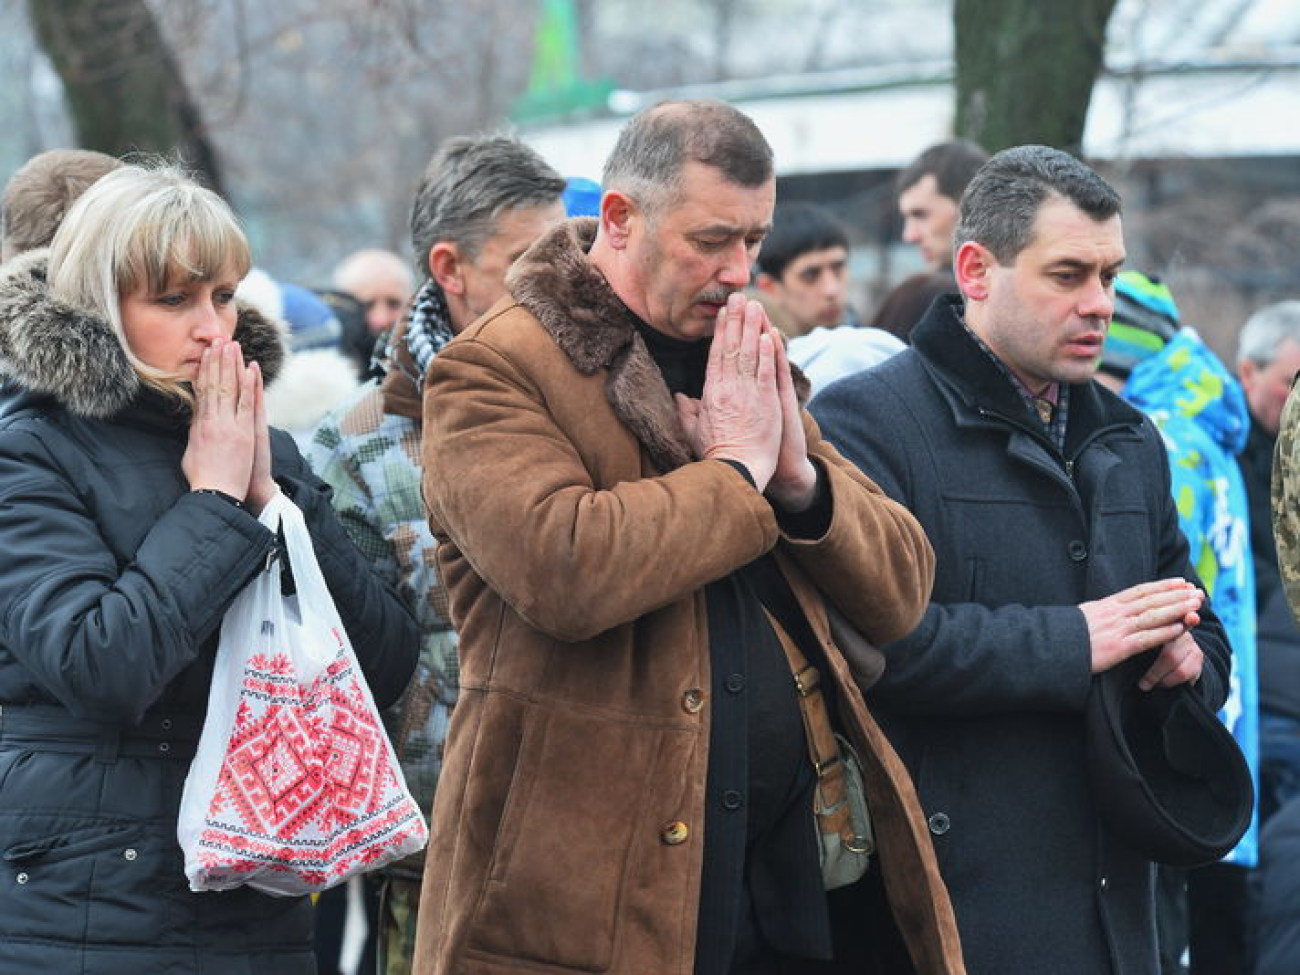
[191,632,427,893]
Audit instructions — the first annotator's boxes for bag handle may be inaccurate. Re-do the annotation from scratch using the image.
[760,607,865,855]
[256,491,287,532]
[258,493,346,677]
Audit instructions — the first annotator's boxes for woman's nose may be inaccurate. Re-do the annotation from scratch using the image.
[192,302,226,340]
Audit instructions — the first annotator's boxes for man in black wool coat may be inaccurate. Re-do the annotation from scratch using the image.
[810,145,1233,975]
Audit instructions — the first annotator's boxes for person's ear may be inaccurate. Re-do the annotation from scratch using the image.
[955,241,995,302]
[1237,357,1257,390]
[429,242,464,297]
[600,190,637,250]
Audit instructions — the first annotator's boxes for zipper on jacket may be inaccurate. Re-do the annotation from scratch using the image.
[976,406,1072,474]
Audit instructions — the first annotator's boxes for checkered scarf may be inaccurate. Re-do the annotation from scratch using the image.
[402,279,457,380]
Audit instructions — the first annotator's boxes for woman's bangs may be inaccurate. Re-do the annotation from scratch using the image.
[122,195,250,296]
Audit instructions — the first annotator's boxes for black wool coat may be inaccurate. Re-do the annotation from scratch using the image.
[0,252,419,974]
[1255,793,1300,975]
[809,295,1232,975]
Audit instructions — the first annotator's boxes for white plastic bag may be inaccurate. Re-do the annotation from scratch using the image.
[178,492,428,896]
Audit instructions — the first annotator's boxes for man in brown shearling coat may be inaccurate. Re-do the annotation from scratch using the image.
[413,100,964,975]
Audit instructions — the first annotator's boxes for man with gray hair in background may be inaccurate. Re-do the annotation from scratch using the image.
[412,99,962,975]
[1238,303,1300,832]
[307,134,567,975]
[813,145,1233,974]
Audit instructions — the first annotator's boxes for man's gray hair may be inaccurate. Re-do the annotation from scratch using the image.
[1237,301,1300,366]
[955,145,1121,266]
[602,99,773,219]
[410,135,565,275]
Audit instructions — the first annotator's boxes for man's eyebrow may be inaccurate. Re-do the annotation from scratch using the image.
[693,220,772,237]
[1046,256,1127,272]
[802,257,847,272]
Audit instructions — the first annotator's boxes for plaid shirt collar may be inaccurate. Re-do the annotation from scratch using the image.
[963,321,1071,451]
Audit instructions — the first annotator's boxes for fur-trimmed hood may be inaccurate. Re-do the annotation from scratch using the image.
[506,217,809,474]
[0,249,286,420]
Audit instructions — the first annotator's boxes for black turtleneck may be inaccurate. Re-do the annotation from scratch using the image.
[632,320,833,972]
[635,319,710,399]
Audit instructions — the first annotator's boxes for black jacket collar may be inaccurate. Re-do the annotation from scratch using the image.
[911,293,1144,454]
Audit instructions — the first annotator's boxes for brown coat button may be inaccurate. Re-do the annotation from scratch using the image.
[661,821,690,845]
[681,688,705,713]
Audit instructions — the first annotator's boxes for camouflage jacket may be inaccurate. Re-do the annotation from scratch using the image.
[307,379,457,879]
[1274,380,1300,625]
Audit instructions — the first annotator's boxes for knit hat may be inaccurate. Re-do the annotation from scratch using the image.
[1100,271,1181,378]
[237,268,342,352]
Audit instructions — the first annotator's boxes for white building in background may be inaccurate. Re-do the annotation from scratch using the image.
[516,0,1300,353]
[522,51,1300,181]
[521,0,1300,178]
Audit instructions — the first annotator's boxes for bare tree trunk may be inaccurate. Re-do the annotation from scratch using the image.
[27,0,225,194]
[954,0,1118,155]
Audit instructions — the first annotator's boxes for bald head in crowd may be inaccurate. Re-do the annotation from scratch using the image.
[331,248,415,336]
[1,149,123,262]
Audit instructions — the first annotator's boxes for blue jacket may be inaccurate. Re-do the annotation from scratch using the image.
[1121,328,1258,865]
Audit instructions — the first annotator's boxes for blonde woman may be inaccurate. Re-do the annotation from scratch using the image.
[0,163,418,974]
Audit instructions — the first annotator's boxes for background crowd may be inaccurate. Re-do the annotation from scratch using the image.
[1,85,1300,975]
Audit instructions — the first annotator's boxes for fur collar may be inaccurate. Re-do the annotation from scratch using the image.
[0,249,286,420]
[508,218,695,472]
[508,218,809,473]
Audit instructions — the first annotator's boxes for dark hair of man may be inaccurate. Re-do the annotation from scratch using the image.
[895,139,989,200]
[754,202,849,279]
[601,99,774,221]
[955,145,1122,266]
[1,148,122,257]
[409,135,566,276]
[870,270,954,343]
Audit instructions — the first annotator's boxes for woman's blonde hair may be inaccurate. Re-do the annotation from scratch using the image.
[46,161,251,406]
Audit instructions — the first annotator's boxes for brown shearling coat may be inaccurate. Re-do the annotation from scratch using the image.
[412,219,964,975]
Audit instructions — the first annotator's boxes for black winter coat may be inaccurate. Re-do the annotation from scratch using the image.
[810,296,1232,975]
[1255,793,1300,974]
[0,252,419,974]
